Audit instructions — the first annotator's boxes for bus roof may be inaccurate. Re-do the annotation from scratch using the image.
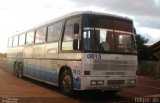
[69,11,131,20]
[47,11,132,24]
[10,11,132,36]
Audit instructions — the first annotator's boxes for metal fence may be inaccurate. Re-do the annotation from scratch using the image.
[139,61,160,78]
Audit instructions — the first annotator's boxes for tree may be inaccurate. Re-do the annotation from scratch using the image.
[135,34,151,62]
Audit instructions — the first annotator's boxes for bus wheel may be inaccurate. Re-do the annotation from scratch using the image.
[60,69,73,95]
[14,62,19,76]
[18,63,23,78]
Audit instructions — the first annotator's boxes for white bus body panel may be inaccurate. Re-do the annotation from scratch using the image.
[80,53,137,90]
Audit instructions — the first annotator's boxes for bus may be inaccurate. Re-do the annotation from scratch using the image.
[7,11,137,95]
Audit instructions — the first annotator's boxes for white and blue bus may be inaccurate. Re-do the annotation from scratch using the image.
[7,11,137,95]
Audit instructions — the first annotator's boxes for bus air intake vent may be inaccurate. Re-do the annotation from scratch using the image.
[93,60,135,71]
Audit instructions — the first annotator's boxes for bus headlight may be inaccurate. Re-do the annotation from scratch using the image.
[91,80,97,85]
[90,80,104,85]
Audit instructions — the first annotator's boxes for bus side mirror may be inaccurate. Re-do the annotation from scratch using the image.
[73,39,78,50]
[74,23,79,34]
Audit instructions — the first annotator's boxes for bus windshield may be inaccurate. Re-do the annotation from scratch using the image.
[83,14,136,53]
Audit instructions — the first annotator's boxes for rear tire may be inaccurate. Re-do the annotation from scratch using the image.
[60,69,73,95]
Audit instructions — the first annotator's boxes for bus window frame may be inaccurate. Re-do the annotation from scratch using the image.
[60,15,82,53]
[35,26,47,44]
[47,20,63,43]
[19,33,26,46]
[26,30,35,45]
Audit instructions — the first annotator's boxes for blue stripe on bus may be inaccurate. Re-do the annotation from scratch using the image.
[23,65,81,89]
[73,77,81,89]
[72,74,81,89]
[23,65,58,84]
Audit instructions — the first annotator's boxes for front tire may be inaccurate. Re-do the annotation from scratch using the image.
[60,69,73,95]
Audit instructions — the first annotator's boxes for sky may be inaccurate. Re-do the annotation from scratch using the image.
[0,0,160,53]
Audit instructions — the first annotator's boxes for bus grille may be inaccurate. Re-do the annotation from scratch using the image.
[93,60,136,71]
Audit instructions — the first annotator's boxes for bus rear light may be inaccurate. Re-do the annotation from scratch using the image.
[84,71,90,75]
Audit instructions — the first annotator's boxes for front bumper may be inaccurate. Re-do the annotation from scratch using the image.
[80,76,136,91]
[90,83,136,91]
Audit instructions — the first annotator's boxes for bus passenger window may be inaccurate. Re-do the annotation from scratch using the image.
[35,27,46,43]
[26,31,35,45]
[19,33,26,46]
[47,21,62,42]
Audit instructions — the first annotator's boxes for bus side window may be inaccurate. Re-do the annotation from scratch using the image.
[62,16,81,51]
[26,31,35,45]
[35,27,46,43]
[47,21,62,42]
[19,33,26,46]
